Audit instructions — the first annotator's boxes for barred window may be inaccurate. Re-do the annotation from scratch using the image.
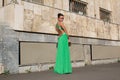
[23,0,43,4]
[100,8,111,22]
[69,0,87,15]
[2,0,4,6]
[32,0,43,4]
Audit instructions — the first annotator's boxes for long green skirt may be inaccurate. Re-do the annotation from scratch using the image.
[54,32,72,74]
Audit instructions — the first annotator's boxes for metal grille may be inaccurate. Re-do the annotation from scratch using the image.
[23,0,43,4]
[32,0,43,4]
[69,0,87,15]
[100,8,111,22]
[2,0,4,6]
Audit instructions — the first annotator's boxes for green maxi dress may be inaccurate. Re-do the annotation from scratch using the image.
[54,23,72,74]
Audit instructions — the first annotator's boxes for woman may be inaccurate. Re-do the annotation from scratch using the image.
[54,13,72,74]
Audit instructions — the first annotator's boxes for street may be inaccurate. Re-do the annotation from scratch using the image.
[0,62,120,80]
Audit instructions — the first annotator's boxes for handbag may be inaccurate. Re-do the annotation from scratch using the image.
[56,41,71,48]
[56,42,58,48]
[68,41,71,46]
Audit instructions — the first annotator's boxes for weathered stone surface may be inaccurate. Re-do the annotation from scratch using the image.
[0,25,19,73]
[1,40,19,73]
[54,0,63,10]
[0,42,3,63]
[0,0,2,8]
[19,31,58,42]
[23,9,34,31]
[44,0,54,6]
[0,25,3,63]
[33,4,42,15]
[2,50,19,73]
[23,1,34,10]
[83,45,92,65]
[22,1,120,40]
[14,4,24,30]
[110,24,119,40]
[19,32,45,42]
[0,25,3,42]
[44,34,57,42]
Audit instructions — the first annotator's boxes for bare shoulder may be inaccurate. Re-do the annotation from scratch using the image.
[59,22,65,27]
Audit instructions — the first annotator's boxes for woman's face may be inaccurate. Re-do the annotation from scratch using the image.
[58,16,64,22]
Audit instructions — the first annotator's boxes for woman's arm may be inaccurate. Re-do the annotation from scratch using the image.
[59,22,70,39]
[55,27,59,34]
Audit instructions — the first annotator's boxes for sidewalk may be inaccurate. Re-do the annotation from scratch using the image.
[0,62,120,80]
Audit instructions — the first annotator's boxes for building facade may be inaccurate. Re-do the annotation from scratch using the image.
[0,0,120,74]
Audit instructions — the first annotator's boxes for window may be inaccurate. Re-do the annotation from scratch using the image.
[100,8,111,22]
[69,0,87,15]
[2,0,4,6]
[24,0,43,4]
[32,0,43,4]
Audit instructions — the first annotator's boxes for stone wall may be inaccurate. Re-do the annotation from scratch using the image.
[82,0,120,24]
[1,2,120,40]
[1,0,120,23]
[21,1,120,40]
[0,1,120,40]
[24,0,120,24]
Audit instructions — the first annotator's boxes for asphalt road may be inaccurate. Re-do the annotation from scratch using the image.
[0,62,120,80]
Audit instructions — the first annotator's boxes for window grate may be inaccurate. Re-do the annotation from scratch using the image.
[2,0,4,6]
[32,0,43,4]
[69,0,87,15]
[23,0,43,4]
[100,8,111,22]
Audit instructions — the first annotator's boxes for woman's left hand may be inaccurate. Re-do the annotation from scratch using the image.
[68,38,71,42]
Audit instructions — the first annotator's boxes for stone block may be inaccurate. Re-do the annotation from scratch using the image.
[14,4,24,30]
[83,45,92,65]
[2,46,19,73]
[0,42,3,63]
[0,63,4,74]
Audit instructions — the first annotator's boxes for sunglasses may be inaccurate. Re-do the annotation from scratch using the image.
[60,18,64,19]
